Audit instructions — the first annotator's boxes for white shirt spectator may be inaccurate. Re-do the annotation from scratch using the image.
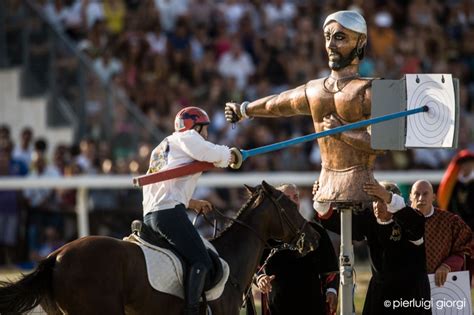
[263,0,296,28]
[93,55,123,83]
[154,0,188,32]
[217,0,248,34]
[62,1,83,29]
[146,32,168,55]
[217,42,255,90]
[13,145,33,167]
[83,0,104,29]
[43,2,69,30]
[23,166,61,208]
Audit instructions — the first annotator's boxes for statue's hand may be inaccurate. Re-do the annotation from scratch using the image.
[323,114,342,130]
[224,102,242,123]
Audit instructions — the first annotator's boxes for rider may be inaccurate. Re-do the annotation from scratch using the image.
[142,106,240,315]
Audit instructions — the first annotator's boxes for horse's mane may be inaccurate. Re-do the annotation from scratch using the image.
[209,186,264,240]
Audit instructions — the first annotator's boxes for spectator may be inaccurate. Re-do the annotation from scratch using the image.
[217,0,248,35]
[102,0,126,36]
[12,127,34,167]
[153,0,188,32]
[23,152,61,209]
[29,226,65,263]
[217,39,255,90]
[263,0,296,29]
[93,47,123,83]
[33,138,48,158]
[0,145,26,266]
[438,150,474,229]
[75,138,99,174]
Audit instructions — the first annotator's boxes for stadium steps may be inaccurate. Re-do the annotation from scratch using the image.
[0,68,73,151]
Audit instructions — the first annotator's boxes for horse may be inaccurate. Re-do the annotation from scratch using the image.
[0,181,320,315]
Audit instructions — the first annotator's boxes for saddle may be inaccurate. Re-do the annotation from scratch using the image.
[124,220,229,301]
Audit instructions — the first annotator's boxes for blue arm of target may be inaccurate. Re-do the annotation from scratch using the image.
[240,106,428,161]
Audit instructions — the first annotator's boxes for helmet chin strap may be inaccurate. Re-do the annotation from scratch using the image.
[194,125,203,133]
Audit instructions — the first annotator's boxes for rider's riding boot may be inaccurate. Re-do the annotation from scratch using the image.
[184,263,208,315]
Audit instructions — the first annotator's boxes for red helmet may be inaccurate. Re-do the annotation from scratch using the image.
[174,107,210,132]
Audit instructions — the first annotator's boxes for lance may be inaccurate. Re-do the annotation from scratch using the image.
[133,106,428,187]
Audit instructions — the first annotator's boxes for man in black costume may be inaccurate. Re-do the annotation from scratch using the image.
[319,181,431,314]
[256,184,339,315]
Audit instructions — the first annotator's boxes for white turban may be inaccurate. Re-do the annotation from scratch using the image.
[323,10,367,35]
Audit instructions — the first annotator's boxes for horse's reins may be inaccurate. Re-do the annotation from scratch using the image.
[203,186,310,308]
[262,186,309,254]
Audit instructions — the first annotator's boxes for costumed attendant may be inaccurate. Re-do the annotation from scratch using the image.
[437,151,474,285]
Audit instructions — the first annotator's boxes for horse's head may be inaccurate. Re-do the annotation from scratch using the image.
[249,181,320,256]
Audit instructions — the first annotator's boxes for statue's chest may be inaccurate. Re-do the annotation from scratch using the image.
[333,92,365,122]
[309,80,370,122]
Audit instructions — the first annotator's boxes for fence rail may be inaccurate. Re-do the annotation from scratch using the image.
[0,171,444,238]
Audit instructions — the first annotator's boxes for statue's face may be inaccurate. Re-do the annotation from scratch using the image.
[324,22,364,70]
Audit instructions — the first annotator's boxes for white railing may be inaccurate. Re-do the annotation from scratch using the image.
[0,171,444,237]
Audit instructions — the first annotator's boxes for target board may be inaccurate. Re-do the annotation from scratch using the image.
[428,271,472,315]
[406,74,456,147]
[371,74,459,150]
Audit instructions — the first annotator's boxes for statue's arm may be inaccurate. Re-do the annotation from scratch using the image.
[247,84,311,117]
[339,127,382,155]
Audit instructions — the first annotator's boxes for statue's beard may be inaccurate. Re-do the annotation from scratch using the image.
[328,47,359,70]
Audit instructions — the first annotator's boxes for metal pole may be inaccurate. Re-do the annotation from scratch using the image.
[76,187,89,237]
[340,206,354,315]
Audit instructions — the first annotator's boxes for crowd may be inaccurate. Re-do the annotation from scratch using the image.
[4,0,474,173]
[0,124,144,266]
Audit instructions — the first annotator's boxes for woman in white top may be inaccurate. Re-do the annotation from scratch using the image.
[143,106,239,315]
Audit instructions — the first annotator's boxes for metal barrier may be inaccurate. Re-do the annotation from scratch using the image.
[0,171,444,238]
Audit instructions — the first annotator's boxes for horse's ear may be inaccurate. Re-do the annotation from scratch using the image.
[244,184,256,194]
[261,180,276,194]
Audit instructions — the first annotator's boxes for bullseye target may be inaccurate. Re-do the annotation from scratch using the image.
[429,271,472,315]
[405,74,456,148]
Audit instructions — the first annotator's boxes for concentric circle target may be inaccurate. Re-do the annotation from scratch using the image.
[406,78,454,146]
[429,274,471,314]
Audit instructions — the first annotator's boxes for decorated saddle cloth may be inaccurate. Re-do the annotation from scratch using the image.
[124,233,230,301]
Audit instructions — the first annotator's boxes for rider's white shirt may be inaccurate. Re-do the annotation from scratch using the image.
[143,130,231,215]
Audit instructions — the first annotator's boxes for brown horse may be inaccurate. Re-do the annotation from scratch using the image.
[0,181,319,315]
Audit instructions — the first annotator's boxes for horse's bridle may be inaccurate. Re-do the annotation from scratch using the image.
[260,185,310,254]
[200,186,314,306]
[209,186,310,254]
